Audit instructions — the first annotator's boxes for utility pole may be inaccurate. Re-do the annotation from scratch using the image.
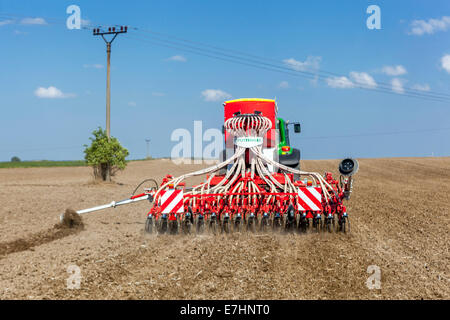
[93,26,127,139]
[145,139,151,159]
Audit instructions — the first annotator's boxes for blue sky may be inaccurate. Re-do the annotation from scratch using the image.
[1,0,450,161]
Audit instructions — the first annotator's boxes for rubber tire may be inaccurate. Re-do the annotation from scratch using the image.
[293,161,301,182]
[234,220,241,233]
[169,220,178,235]
[209,218,217,234]
[159,219,168,234]
[197,218,204,234]
[326,219,333,233]
[247,217,256,233]
[273,217,282,232]
[314,218,321,233]
[182,219,191,234]
[342,216,350,234]
[145,217,153,234]
[223,219,230,233]
[260,217,269,232]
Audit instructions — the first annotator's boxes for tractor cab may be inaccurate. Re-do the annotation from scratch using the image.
[276,117,301,170]
[221,98,302,172]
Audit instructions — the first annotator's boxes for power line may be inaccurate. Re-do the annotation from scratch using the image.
[123,34,450,103]
[300,127,450,140]
[1,12,450,103]
[130,27,450,101]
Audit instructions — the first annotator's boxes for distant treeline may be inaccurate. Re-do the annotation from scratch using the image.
[0,160,87,168]
[0,158,168,169]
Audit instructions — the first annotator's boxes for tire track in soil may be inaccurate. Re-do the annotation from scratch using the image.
[0,209,84,258]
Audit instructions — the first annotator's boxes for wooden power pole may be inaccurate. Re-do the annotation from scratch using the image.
[93,26,127,139]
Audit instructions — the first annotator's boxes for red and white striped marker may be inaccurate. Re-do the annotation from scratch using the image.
[159,190,184,214]
[297,187,322,212]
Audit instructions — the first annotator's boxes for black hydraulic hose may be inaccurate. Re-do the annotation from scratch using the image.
[130,178,159,197]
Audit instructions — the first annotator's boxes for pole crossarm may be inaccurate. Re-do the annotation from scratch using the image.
[93,26,128,39]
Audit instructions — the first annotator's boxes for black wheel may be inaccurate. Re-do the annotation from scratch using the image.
[326,220,332,233]
[182,215,192,234]
[273,216,282,232]
[314,216,322,233]
[299,216,307,233]
[285,219,297,232]
[293,161,301,182]
[169,220,178,234]
[234,219,241,232]
[285,205,297,232]
[183,221,191,234]
[247,216,256,233]
[145,217,153,234]
[342,216,350,234]
[260,216,269,232]
[196,215,204,234]
[325,217,333,233]
[279,148,301,180]
[159,218,168,234]
[209,216,218,234]
[222,218,230,233]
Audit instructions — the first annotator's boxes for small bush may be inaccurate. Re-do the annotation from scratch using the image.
[11,156,21,162]
[83,127,129,181]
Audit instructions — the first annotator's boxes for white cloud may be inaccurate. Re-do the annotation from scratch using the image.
[34,86,75,99]
[278,81,290,89]
[152,92,166,97]
[409,16,450,35]
[201,89,231,102]
[0,19,14,26]
[441,54,450,73]
[283,56,321,71]
[83,64,104,69]
[20,17,47,25]
[326,71,377,90]
[381,65,407,76]
[391,78,405,94]
[412,84,430,92]
[326,76,354,89]
[14,30,28,35]
[349,71,377,88]
[165,55,187,62]
[128,101,137,107]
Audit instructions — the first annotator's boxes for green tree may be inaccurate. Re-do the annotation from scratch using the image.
[84,127,129,181]
[11,156,21,162]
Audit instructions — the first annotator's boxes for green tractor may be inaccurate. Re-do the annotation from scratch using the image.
[220,116,301,172]
[277,117,301,171]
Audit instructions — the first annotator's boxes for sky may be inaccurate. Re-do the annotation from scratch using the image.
[1,0,450,161]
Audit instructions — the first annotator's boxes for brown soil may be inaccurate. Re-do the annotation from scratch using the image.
[61,209,84,229]
[0,209,83,258]
[0,158,448,299]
